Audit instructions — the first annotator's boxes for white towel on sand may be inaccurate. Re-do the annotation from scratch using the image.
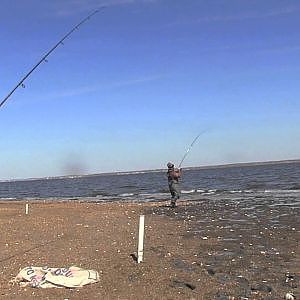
[12,266,100,288]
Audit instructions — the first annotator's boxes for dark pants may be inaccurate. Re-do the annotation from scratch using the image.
[168,181,180,206]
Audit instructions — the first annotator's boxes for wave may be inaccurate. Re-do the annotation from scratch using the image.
[119,193,135,197]
[139,192,169,197]
[181,189,196,194]
[289,184,300,190]
[264,189,300,194]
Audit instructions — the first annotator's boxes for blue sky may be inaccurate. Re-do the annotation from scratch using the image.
[0,0,299,179]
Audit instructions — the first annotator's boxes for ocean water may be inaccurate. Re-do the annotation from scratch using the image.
[0,161,299,205]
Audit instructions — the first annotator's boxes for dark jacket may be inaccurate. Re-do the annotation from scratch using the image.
[167,168,181,183]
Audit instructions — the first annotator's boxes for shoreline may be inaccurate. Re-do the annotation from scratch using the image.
[0,199,299,299]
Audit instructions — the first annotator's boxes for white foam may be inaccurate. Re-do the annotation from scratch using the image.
[139,193,167,197]
[264,189,300,194]
[203,191,216,195]
[181,189,195,194]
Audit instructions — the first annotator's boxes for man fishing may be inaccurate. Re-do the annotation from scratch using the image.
[166,131,206,208]
[167,162,182,208]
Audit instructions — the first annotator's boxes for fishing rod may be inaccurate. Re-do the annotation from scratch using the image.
[178,130,207,168]
[0,8,103,109]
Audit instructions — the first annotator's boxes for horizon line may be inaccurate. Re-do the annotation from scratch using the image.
[1,158,299,183]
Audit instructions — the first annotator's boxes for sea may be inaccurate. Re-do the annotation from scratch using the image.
[0,161,299,205]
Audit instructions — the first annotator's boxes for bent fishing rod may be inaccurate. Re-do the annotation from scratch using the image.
[178,130,207,168]
[0,8,103,109]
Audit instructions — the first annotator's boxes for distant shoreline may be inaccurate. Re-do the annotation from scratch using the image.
[1,158,299,183]
[187,158,300,170]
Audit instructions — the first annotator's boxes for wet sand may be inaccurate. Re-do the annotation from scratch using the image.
[0,199,299,299]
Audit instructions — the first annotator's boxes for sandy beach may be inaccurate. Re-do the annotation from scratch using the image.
[0,199,299,299]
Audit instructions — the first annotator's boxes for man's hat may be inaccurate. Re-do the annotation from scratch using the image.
[167,162,174,168]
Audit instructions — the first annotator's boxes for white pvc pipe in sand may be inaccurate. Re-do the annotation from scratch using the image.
[25,203,29,215]
[137,215,145,263]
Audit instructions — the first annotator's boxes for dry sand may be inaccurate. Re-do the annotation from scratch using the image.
[0,199,299,299]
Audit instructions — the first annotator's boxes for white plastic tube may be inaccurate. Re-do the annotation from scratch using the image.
[137,215,145,263]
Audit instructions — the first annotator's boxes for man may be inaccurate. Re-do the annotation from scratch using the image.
[167,162,182,208]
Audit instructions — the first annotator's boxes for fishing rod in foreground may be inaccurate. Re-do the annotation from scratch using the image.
[0,8,103,110]
[178,130,207,168]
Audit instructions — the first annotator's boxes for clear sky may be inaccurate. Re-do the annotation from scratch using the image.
[0,0,299,180]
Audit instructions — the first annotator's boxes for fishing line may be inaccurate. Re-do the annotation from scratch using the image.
[0,8,103,109]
